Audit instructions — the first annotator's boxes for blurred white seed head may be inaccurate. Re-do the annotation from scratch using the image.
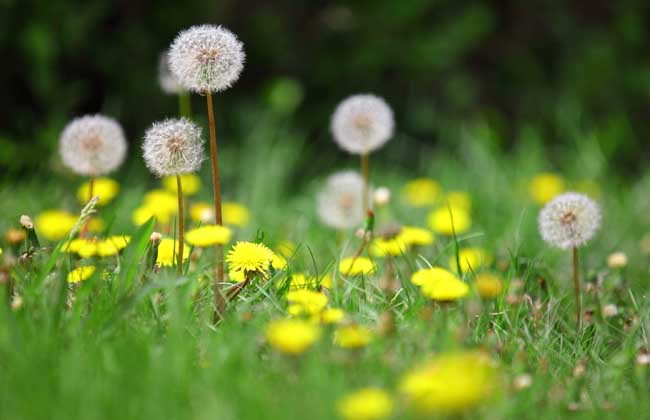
[373,186,391,207]
[158,50,185,94]
[168,25,245,93]
[142,118,204,177]
[602,304,618,318]
[59,115,127,176]
[331,94,394,155]
[317,170,366,230]
[538,192,601,250]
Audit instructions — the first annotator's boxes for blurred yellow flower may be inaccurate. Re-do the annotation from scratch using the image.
[369,237,408,257]
[320,308,345,324]
[226,241,274,276]
[67,266,96,283]
[98,235,130,256]
[398,226,434,247]
[443,191,471,211]
[427,206,471,235]
[271,253,288,270]
[475,273,503,299]
[36,210,77,241]
[339,257,375,276]
[412,267,468,301]
[402,178,441,207]
[451,247,492,273]
[276,240,297,258]
[265,319,321,355]
[162,173,201,196]
[335,325,373,349]
[528,173,564,205]
[77,177,119,206]
[189,202,214,223]
[185,225,232,247]
[399,351,496,414]
[228,269,246,283]
[287,289,328,316]
[223,202,251,227]
[132,205,173,226]
[157,238,190,267]
[337,388,394,420]
[411,267,458,287]
[63,235,129,258]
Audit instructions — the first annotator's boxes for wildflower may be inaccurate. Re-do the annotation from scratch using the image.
[607,252,627,269]
[67,266,96,283]
[369,236,408,257]
[443,191,472,211]
[169,25,245,93]
[35,210,77,241]
[5,228,26,244]
[335,325,373,349]
[399,351,496,414]
[265,319,321,355]
[427,206,471,235]
[373,186,391,207]
[77,177,119,206]
[287,289,328,316]
[59,115,127,176]
[451,247,492,273]
[156,238,190,267]
[142,118,204,177]
[529,173,565,204]
[339,256,375,276]
[539,192,601,250]
[331,94,394,155]
[132,205,173,226]
[411,267,468,301]
[602,304,618,318]
[397,226,434,247]
[189,202,214,223]
[321,308,345,324]
[228,269,245,283]
[97,236,130,257]
[271,253,288,270]
[513,373,533,390]
[158,50,185,94]
[20,215,33,229]
[282,273,313,290]
[185,225,232,247]
[402,178,441,207]
[475,273,503,299]
[318,171,366,230]
[223,202,251,227]
[337,388,394,420]
[226,241,274,277]
[411,267,458,286]
[162,173,201,196]
[144,189,178,213]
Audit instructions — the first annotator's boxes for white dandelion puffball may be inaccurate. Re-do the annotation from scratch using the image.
[331,94,394,155]
[317,170,367,230]
[59,114,127,176]
[168,25,245,93]
[158,51,185,94]
[538,192,601,250]
[142,118,204,177]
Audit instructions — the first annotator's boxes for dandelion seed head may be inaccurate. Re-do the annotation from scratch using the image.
[331,94,394,155]
[169,25,245,93]
[317,170,366,230]
[158,50,185,94]
[59,115,127,176]
[142,118,204,177]
[538,192,601,250]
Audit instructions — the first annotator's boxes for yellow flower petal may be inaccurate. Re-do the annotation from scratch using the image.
[427,206,471,235]
[67,266,96,283]
[77,178,119,206]
[265,319,321,355]
[339,257,375,276]
[402,178,441,207]
[185,225,232,247]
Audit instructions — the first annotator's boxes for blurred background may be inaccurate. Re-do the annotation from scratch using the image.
[2,0,650,179]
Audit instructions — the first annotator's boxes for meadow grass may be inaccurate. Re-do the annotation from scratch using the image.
[0,114,649,420]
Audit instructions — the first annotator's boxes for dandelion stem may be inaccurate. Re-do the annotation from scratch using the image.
[573,246,581,331]
[206,91,226,321]
[179,92,192,119]
[80,176,95,239]
[176,175,185,274]
[361,152,369,212]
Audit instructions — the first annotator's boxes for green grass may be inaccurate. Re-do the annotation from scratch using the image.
[1,114,649,420]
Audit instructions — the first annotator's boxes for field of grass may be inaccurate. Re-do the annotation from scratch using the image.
[1,108,649,420]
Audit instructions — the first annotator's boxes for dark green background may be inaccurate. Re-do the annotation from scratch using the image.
[2,0,650,175]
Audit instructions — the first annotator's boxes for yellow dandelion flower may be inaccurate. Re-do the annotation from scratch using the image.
[36,210,77,241]
[451,247,492,273]
[321,308,345,324]
[411,267,458,286]
[335,325,373,349]
[420,276,469,302]
[77,178,119,206]
[287,289,328,315]
[427,206,471,235]
[397,226,434,247]
[67,266,96,283]
[475,273,503,299]
[132,205,173,226]
[185,225,232,247]
[319,273,333,289]
[156,238,190,267]
[265,319,321,355]
[402,178,441,207]
[162,173,201,196]
[143,189,178,214]
[271,253,288,270]
[97,235,130,257]
[223,202,251,227]
[228,269,246,283]
[226,241,274,275]
[282,272,310,290]
[339,256,375,276]
[528,173,565,205]
[189,202,214,223]
[443,191,471,211]
[369,237,408,257]
[337,388,393,420]
[276,240,297,258]
[399,351,496,414]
